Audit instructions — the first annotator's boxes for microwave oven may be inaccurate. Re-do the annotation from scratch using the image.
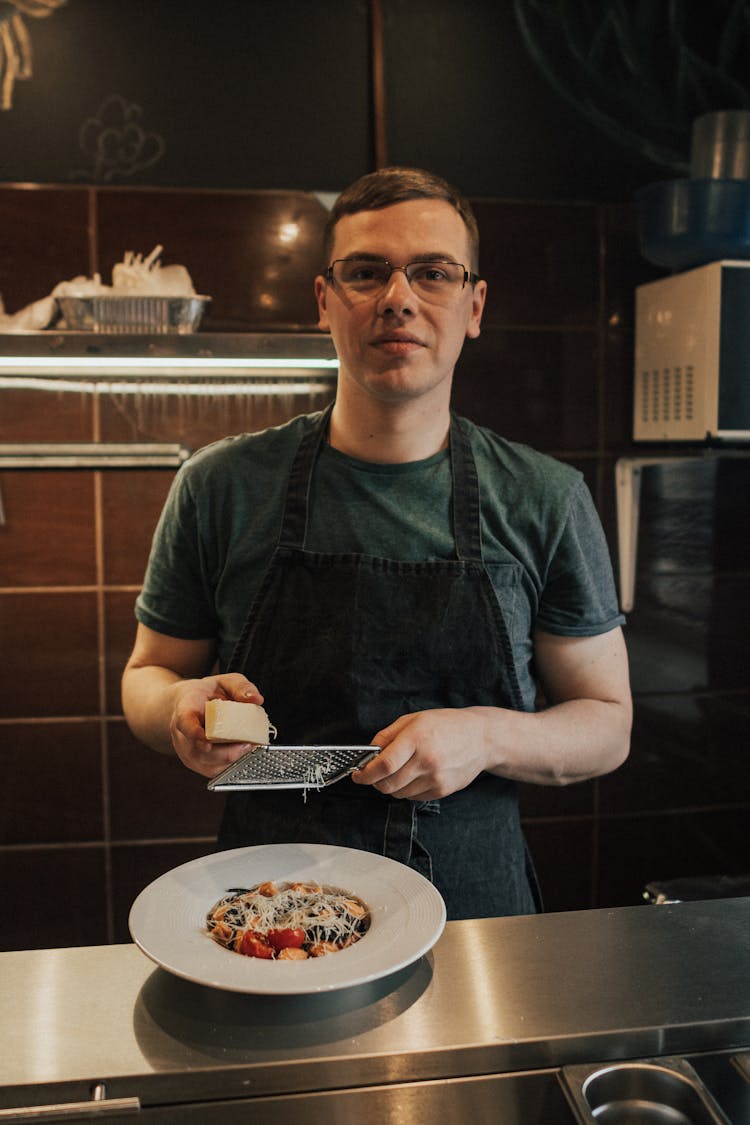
[633,260,750,441]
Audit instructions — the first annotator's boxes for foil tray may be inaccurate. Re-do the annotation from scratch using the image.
[56,294,211,334]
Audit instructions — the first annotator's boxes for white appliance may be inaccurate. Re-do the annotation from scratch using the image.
[634,259,750,441]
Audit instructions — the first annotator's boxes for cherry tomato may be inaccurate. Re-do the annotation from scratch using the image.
[267,927,306,951]
[239,930,274,959]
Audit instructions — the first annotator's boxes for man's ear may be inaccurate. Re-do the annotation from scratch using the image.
[314,275,330,331]
[465,278,487,340]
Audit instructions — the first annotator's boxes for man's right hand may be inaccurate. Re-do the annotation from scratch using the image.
[169,673,265,778]
[121,623,265,778]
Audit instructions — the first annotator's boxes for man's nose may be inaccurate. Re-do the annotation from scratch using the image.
[377,267,416,315]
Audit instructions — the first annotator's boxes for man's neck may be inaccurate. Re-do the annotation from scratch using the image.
[328,395,451,463]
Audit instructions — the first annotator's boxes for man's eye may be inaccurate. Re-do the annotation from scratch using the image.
[411,264,450,283]
[341,262,387,285]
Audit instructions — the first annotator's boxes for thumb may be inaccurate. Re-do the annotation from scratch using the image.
[214,675,264,704]
[372,712,412,748]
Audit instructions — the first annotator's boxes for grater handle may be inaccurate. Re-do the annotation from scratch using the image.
[329,746,380,781]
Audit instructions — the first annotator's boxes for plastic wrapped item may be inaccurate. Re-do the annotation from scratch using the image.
[52,246,210,333]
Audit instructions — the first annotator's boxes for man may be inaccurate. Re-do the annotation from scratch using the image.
[122,166,631,920]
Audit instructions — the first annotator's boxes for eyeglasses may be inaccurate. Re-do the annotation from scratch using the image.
[325,257,480,305]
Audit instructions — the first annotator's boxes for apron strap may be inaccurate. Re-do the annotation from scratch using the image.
[277,404,332,549]
[449,413,483,562]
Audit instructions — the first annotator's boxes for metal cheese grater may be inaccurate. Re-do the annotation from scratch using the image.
[207,745,380,791]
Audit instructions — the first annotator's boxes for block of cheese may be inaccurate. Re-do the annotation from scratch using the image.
[205,700,273,744]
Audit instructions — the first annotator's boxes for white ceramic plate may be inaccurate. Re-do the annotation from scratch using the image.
[128,843,446,995]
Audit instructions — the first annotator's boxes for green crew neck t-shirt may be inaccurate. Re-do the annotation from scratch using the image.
[135,411,624,711]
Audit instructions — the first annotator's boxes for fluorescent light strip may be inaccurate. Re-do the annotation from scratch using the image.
[0,376,335,395]
[0,356,338,372]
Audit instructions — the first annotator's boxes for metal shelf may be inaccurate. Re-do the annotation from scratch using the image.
[0,442,191,469]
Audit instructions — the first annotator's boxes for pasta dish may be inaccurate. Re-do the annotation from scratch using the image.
[206,880,371,960]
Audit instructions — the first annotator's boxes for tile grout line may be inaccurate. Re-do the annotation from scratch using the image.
[92,394,115,944]
[88,186,99,277]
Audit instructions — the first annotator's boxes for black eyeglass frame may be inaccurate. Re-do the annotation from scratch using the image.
[324,258,481,290]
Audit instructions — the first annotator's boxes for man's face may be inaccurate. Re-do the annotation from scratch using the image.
[315,199,486,407]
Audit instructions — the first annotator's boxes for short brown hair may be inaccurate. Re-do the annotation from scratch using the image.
[323,166,480,272]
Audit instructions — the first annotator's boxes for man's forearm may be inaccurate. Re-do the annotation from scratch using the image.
[470,697,631,787]
[122,664,185,756]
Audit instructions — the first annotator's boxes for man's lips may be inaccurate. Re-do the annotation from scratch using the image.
[369,333,426,354]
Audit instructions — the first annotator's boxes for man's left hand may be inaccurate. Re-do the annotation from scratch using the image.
[352,708,489,800]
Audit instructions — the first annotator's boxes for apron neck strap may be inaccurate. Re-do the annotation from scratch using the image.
[449,413,483,561]
[278,404,483,561]
[278,404,332,548]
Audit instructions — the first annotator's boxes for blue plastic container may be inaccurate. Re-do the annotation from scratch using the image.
[636,177,750,270]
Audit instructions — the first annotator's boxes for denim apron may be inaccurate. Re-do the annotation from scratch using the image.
[219,405,540,920]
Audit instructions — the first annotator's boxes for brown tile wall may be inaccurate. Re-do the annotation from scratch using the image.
[1,185,749,948]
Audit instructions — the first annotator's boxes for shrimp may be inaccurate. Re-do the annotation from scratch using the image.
[309,941,340,957]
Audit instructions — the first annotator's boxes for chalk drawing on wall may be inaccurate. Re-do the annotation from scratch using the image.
[514,0,750,172]
[0,0,67,110]
[73,94,166,182]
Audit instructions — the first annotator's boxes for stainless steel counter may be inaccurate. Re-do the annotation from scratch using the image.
[1,899,749,1121]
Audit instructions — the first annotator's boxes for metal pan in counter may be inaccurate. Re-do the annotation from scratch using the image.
[560,1056,732,1124]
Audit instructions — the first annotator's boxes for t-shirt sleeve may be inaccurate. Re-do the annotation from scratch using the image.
[135,467,219,639]
[535,479,625,637]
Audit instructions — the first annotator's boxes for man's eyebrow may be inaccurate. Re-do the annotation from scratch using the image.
[412,252,461,263]
[340,251,461,262]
